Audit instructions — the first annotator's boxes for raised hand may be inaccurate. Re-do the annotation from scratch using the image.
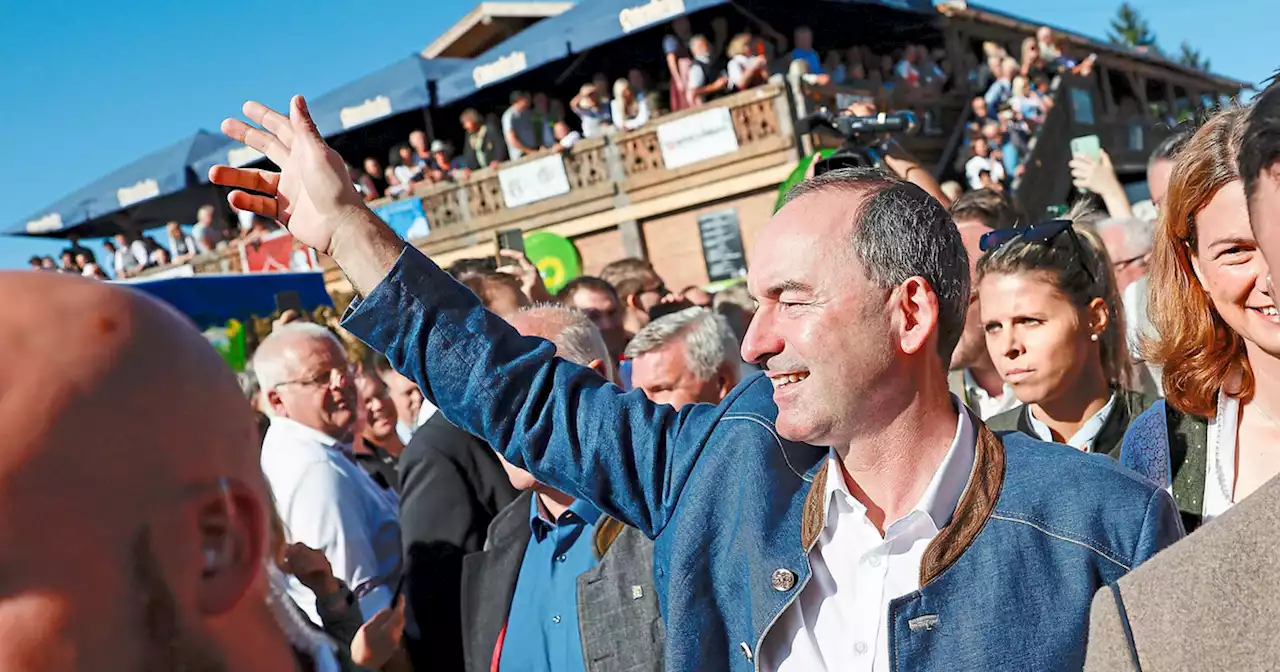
[209,96,366,257]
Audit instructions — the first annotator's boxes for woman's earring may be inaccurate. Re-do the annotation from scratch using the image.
[1090,334,1099,342]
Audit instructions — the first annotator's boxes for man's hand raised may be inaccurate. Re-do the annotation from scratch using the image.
[209,96,366,258]
[210,95,407,296]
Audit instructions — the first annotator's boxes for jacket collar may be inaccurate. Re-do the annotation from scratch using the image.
[799,409,1006,585]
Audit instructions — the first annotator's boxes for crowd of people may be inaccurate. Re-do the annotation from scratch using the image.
[9,71,1280,672]
[958,26,1096,194]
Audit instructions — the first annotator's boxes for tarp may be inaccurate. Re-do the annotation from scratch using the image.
[6,131,227,239]
[434,12,576,105]
[565,0,733,54]
[121,271,333,330]
[191,55,469,182]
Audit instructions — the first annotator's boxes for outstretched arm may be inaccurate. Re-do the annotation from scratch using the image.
[209,97,721,537]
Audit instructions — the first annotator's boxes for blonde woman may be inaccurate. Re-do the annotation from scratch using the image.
[609,78,651,131]
[726,33,768,92]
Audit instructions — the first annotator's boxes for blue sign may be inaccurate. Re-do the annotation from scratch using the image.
[373,198,431,242]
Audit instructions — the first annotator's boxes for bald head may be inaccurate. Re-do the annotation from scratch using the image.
[0,272,281,671]
[508,305,613,381]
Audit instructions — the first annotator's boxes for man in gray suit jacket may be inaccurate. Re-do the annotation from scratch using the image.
[459,304,663,672]
[1086,78,1280,671]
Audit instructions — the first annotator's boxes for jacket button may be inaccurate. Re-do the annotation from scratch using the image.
[771,568,797,591]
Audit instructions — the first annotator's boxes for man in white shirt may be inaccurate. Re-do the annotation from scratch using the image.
[946,189,1022,420]
[964,136,1005,190]
[255,323,401,625]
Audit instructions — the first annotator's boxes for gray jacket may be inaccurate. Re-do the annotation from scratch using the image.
[461,490,664,672]
[1086,473,1280,670]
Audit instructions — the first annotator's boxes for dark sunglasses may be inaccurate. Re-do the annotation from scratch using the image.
[978,219,1096,284]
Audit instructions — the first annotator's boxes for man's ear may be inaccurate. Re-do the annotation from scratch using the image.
[896,276,940,356]
[195,479,266,616]
[265,388,287,417]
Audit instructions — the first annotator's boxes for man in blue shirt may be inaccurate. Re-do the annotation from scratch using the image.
[461,305,663,672]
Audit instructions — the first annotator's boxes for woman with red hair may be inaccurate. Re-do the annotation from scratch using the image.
[1121,108,1280,533]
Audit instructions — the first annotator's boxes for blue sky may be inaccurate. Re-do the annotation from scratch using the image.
[1,0,1274,269]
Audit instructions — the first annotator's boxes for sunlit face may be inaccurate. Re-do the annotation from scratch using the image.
[1250,166,1280,287]
[979,272,1105,406]
[950,219,993,370]
[1189,181,1280,357]
[269,338,357,440]
[378,369,422,428]
[364,158,380,176]
[565,287,626,357]
[1148,158,1175,209]
[631,341,724,409]
[408,131,426,152]
[356,376,399,443]
[742,190,898,445]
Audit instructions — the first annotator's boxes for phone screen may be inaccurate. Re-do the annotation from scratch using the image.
[274,290,303,315]
[494,228,525,266]
[1070,135,1102,160]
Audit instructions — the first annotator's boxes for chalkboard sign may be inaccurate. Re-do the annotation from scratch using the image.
[696,209,748,282]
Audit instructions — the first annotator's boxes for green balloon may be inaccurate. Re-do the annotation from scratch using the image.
[775,149,838,213]
[523,231,583,294]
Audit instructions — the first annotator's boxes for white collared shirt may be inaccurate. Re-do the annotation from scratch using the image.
[963,369,1022,421]
[261,417,402,625]
[1026,392,1117,451]
[762,398,978,672]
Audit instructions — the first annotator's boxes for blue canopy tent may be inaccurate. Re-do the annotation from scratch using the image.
[121,271,332,331]
[5,131,228,239]
[434,14,576,106]
[564,0,733,54]
[191,55,469,181]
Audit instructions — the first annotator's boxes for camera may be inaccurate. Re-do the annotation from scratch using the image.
[796,109,919,174]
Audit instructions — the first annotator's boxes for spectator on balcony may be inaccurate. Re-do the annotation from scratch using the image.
[530,92,558,146]
[502,91,543,161]
[686,35,729,106]
[554,121,582,150]
[166,222,199,263]
[354,159,382,201]
[112,232,146,276]
[390,144,425,197]
[984,57,1019,110]
[965,134,1006,191]
[26,255,41,271]
[791,26,822,74]
[629,69,663,118]
[971,95,997,126]
[610,78,651,132]
[150,245,172,269]
[460,108,508,170]
[408,130,432,168]
[663,18,695,113]
[973,42,1006,92]
[822,50,845,84]
[1019,37,1055,83]
[74,251,93,271]
[81,263,110,280]
[979,119,1019,180]
[894,44,923,87]
[57,250,79,274]
[1008,76,1046,124]
[570,83,611,138]
[726,33,769,93]
[39,256,57,271]
[426,140,462,182]
[63,235,96,268]
[191,204,225,253]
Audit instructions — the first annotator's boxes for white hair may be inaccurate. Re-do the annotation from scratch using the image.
[252,322,342,390]
[624,307,740,381]
[515,304,612,377]
[1096,216,1155,259]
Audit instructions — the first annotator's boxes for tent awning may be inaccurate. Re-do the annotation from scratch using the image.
[7,131,227,238]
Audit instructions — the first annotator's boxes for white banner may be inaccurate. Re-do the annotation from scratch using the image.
[618,0,685,33]
[656,107,740,170]
[499,154,571,208]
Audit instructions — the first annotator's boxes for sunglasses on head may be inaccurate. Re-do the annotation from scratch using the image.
[978,219,1097,284]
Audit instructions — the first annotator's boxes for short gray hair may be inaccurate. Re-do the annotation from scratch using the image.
[514,304,612,374]
[783,167,969,365]
[1096,216,1155,259]
[624,307,740,381]
[252,322,342,390]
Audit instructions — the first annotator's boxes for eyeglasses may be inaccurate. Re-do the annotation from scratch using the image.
[274,365,355,391]
[1112,253,1150,274]
[979,219,1097,284]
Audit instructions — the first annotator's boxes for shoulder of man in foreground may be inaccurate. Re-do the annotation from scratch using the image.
[992,430,1184,568]
[1085,474,1280,671]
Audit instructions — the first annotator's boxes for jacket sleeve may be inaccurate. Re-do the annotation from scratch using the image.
[1119,401,1173,490]
[341,245,724,539]
[1131,486,1184,566]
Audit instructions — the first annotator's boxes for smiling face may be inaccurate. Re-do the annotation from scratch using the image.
[356,375,399,444]
[630,340,723,409]
[741,189,897,445]
[266,337,357,440]
[1190,181,1280,356]
[979,272,1107,405]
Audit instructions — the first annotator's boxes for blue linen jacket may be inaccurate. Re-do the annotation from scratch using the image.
[342,247,1184,671]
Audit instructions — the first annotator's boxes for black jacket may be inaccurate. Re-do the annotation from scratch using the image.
[397,413,519,672]
[461,123,509,171]
[986,389,1158,460]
